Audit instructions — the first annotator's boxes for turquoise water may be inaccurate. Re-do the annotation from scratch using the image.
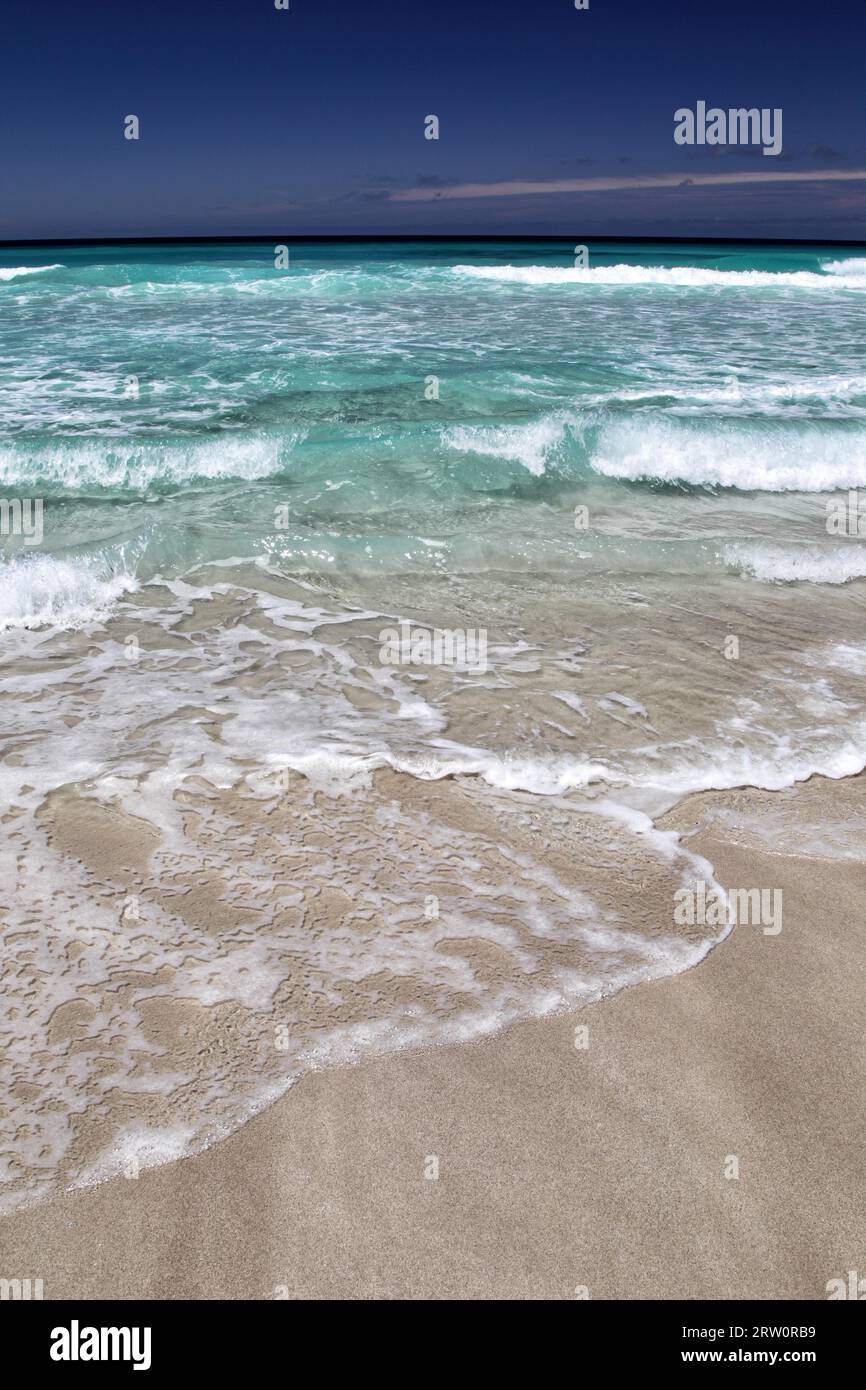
[2,240,866,1207]
[2,239,866,596]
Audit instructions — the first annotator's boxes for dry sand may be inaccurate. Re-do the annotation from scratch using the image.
[1,779,864,1300]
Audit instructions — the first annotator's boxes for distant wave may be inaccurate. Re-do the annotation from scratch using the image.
[18,263,419,302]
[725,542,866,585]
[594,373,866,410]
[0,554,138,631]
[822,257,866,277]
[0,264,64,282]
[0,432,304,493]
[454,263,866,291]
[589,419,866,491]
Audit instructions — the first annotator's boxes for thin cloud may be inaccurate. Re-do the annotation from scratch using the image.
[391,169,866,201]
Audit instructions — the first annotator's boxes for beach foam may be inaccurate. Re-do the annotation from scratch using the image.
[0,554,139,630]
[4,239,866,1215]
[725,542,866,585]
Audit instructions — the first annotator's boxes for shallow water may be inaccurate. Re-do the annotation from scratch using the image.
[1,239,865,1209]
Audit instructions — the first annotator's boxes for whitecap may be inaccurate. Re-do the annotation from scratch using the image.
[454,262,866,291]
[590,418,866,491]
[724,541,866,585]
[0,554,138,630]
[0,263,64,282]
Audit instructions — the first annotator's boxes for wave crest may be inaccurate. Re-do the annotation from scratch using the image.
[0,554,138,631]
[0,264,64,282]
[725,542,866,585]
[590,419,866,491]
[440,418,571,475]
[454,262,866,291]
[0,432,304,493]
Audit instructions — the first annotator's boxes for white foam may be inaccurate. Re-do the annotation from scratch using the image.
[623,738,866,812]
[589,373,866,410]
[4,565,866,1214]
[590,418,866,491]
[822,257,866,277]
[0,432,302,492]
[725,542,866,585]
[818,642,866,674]
[83,1124,198,1185]
[552,691,591,722]
[373,730,866,822]
[396,739,612,795]
[0,264,63,282]
[600,691,649,718]
[454,262,866,291]
[445,405,866,488]
[441,417,568,475]
[0,555,138,631]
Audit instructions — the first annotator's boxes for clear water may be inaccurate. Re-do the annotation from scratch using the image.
[1,239,865,1209]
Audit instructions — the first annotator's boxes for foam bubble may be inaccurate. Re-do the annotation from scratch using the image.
[725,542,866,585]
[0,554,138,631]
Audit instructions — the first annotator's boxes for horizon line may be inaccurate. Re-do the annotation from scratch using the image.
[2,233,866,248]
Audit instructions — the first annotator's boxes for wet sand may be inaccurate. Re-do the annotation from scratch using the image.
[2,778,864,1300]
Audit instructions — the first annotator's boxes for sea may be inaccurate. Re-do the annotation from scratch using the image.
[1,238,865,1208]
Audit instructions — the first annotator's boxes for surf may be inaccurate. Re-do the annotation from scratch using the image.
[453,261,866,290]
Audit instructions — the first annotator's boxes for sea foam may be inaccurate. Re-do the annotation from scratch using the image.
[0,264,64,282]
[590,419,866,491]
[0,554,138,630]
[0,432,302,492]
[725,542,866,585]
[441,417,570,475]
[454,262,866,290]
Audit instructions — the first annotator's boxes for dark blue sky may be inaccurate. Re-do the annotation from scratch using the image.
[2,0,864,239]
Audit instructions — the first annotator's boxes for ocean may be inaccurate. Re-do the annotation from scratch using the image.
[2,238,865,1209]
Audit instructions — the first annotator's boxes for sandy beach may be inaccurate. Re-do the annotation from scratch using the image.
[2,774,863,1301]
[2,0,866,1323]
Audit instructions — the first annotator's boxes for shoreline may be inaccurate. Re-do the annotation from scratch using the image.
[2,775,864,1300]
